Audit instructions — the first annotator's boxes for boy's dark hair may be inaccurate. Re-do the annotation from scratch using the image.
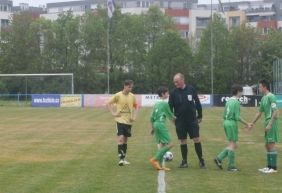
[259,79,270,91]
[231,85,243,95]
[124,80,134,86]
[156,86,169,97]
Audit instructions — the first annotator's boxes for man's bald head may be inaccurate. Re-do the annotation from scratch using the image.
[173,73,186,89]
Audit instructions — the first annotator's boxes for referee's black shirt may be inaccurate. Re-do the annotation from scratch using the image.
[168,85,202,121]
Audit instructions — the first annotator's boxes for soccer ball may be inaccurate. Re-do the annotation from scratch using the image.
[163,151,173,161]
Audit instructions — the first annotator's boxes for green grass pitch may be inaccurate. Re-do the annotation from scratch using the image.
[0,107,281,193]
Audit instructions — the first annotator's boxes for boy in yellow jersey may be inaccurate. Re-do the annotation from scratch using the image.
[251,79,280,174]
[107,80,138,166]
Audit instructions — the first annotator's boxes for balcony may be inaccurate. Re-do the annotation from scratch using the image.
[165,9,189,17]
[257,20,278,29]
[196,17,210,28]
[245,7,275,16]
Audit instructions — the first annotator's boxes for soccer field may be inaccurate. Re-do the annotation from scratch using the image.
[0,107,281,193]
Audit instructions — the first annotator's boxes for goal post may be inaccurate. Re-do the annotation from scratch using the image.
[273,59,282,94]
[0,73,74,94]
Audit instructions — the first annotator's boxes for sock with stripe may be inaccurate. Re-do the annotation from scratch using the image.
[217,148,229,161]
[227,150,236,169]
[155,146,169,164]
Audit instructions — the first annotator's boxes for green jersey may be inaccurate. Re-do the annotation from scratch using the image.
[150,100,174,123]
[223,97,241,121]
[259,92,278,123]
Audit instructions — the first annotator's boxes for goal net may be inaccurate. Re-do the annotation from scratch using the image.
[273,59,282,94]
[0,73,74,106]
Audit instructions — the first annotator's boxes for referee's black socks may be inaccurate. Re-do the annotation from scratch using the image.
[180,144,188,162]
[194,142,204,162]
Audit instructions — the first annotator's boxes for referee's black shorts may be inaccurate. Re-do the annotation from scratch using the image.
[175,119,199,140]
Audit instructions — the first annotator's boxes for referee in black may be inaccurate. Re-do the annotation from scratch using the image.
[169,73,205,168]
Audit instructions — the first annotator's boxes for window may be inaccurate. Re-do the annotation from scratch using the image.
[168,1,171,9]
[1,19,9,28]
[262,27,270,35]
[121,2,126,8]
[137,1,140,7]
[196,17,210,27]
[229,16,240,28]
[81,5,86,11]
[180,31,189,39]
[172,17,180,23]
[160,1,164,8]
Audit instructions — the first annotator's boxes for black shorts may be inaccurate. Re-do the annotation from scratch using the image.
[175,119,199,140]
[116,122,132,137]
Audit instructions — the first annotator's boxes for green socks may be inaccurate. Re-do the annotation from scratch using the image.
[217,149,236,168]
[217,148,229,161]
[155,146,169,164]
[227,150,235,169]
[267,150,278,170]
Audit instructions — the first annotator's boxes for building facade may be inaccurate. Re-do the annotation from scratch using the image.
[0,0,12,30]
[38,0,282,39]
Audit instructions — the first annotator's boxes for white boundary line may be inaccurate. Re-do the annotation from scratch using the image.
[157,144,166,193]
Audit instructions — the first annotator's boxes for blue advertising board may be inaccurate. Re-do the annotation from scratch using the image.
[32,94,60,107]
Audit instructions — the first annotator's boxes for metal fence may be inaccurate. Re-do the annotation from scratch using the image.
[0,94,32,106]
[273,59,282,94]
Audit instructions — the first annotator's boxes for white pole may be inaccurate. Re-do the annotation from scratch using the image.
[71,74,74,94]
[25,76,28,101]
[107,18,110,94]
[211,0,214,95]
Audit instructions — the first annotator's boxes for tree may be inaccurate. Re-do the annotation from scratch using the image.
[78,10,107,93]
[195,14,233,94]
[0,12,42,74]
[0,12,43,94]
[258,30,282,82]
[148,30,193,91]
[229,24,260,85]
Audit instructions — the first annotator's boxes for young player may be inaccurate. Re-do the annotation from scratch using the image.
[150,86,176,171]
[214,85,252,172]
[251,79,280,174]
[106,80,138,166]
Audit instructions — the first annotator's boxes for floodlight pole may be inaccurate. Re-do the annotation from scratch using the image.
[211,0,214,95]
[107,18,110,94]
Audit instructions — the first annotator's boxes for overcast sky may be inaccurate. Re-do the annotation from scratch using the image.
[12,0,260,7]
